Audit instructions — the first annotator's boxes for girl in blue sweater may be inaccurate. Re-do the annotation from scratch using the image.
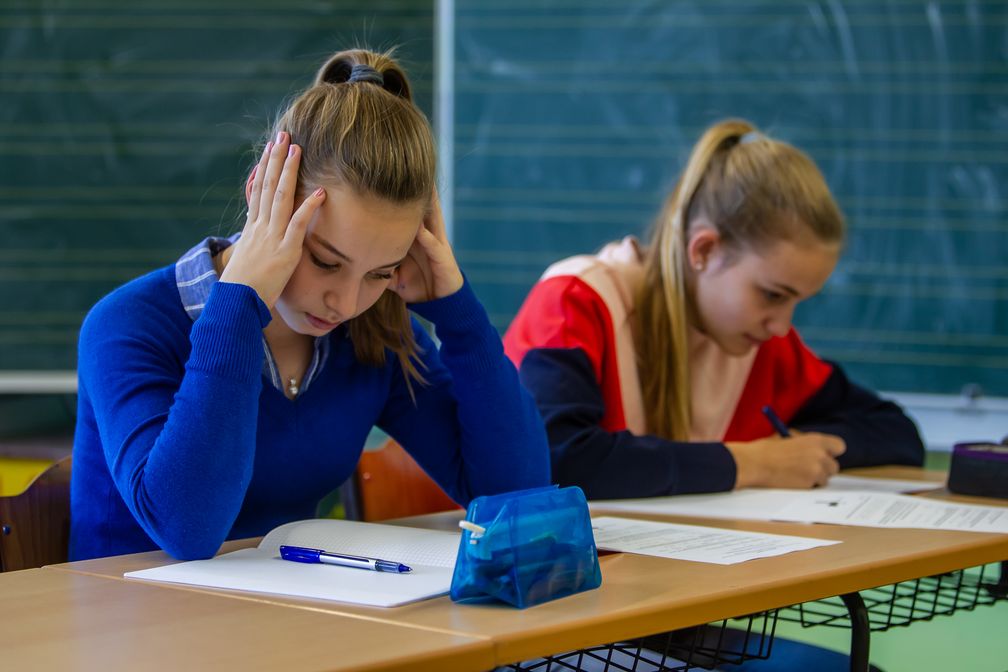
[70,48,550,561]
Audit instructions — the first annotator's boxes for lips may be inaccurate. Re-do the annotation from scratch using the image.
[306,313,340,330]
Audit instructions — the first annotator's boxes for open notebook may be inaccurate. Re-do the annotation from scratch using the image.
[124,519,461,607]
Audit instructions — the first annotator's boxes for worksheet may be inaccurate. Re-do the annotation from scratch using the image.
[822,475,942,494]
[773,492,1008,533]
[590,516,839,565]
[593,490,1008,534]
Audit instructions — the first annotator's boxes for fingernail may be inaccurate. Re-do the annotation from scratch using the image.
[313,187,324,197]
[288,144,296,158]
[264,141,273,156]
[276,131,286,144]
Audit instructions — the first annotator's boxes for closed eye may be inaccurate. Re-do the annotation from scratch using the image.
[762,288,788,304]
[369,267,398,281]
[310,253,340,271]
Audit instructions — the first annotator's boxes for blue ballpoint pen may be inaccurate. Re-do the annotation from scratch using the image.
[761,405,791,437]
[279,545,412,573]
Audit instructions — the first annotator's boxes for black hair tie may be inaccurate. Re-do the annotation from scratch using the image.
[348,64,384,86]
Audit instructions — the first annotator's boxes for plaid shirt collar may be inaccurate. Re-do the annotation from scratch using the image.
[174,235,329,397]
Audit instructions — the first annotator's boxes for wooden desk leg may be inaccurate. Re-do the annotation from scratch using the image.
[840,592,870,672]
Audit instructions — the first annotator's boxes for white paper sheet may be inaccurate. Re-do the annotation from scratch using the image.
[125,519,461,607]
[592,489,1008,534]
[591,516,839,565]
[773,492,1008,533]
[592,490,800,522]
[822,475,942,494]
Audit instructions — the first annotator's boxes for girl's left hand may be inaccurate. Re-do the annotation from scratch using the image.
[392,188,464,303]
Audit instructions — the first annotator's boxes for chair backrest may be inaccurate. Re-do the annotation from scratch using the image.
[350,439,460,522]
[0,456,72,572]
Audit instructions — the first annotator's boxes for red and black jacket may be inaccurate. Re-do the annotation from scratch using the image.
[504,254,924,498]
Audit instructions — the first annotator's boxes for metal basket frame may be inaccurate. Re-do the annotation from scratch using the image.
[504,610,778,672]
[780,563,1006,632]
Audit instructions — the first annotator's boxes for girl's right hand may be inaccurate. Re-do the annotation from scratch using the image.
[726,433,846,489]
[219,132,327,309]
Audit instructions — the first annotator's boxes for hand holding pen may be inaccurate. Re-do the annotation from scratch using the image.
[761,405,791,437]
[725,406,845,489]
[279,545,412,573]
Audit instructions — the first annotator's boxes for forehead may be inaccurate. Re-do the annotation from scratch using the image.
[740,239,840,293]
[308,185,424,263]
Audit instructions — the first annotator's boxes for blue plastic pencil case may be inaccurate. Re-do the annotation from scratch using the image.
[449,485,602,609]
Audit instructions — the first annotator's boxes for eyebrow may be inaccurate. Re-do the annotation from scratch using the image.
[311,234,405,269]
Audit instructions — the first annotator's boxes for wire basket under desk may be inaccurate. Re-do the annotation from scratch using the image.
[501,610,778,672]
[779,563,1006,632]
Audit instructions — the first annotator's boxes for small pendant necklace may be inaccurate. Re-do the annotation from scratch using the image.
[288,377,299,397]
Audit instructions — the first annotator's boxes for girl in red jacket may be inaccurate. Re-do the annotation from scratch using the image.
[505,119,923,497]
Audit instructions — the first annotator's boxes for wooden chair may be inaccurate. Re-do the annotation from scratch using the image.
[347,439,461,522]
[0,456,72,572]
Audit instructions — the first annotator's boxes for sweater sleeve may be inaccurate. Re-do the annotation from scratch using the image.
[375,280,551,506]
[517,347,736,497]
[79,280,270,559]
[789,363,925,468]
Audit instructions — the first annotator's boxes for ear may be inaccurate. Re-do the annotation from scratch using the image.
[686,221,723,273]
[244,168,256,205]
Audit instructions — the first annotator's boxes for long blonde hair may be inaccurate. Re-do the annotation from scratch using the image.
[267,48,435,385]
[636,119,844,441]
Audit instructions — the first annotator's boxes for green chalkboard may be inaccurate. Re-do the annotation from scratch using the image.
[0,0,434,371]
[451,0,1008,397]
[4,1,1007,401]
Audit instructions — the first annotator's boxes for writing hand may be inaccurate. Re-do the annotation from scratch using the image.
[219,132,326,309]
[726,432,846,489]
[391,188,464,303]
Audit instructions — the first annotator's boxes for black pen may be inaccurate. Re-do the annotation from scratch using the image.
[761,405,791,437]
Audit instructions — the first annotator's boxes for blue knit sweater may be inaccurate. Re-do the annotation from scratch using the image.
[70,266,550,561]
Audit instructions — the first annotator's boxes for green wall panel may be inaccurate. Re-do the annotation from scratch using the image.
[1,0,434,371]
[452,0,1008,397]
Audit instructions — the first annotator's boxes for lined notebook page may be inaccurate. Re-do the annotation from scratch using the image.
[258,519,460,568]
[125,519,463,607]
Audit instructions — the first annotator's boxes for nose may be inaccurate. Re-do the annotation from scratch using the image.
[323,276,361,321]
[765,304,795,338]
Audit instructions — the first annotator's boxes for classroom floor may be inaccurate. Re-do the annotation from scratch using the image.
[774,590,1008,672]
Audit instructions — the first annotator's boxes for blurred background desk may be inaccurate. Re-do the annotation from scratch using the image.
[0,370,76,496]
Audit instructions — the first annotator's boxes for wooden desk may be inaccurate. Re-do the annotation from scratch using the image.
[47,468,1008,670]
[0,568,493,671]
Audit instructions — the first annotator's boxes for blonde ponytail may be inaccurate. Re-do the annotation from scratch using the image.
[636,119,843,441]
